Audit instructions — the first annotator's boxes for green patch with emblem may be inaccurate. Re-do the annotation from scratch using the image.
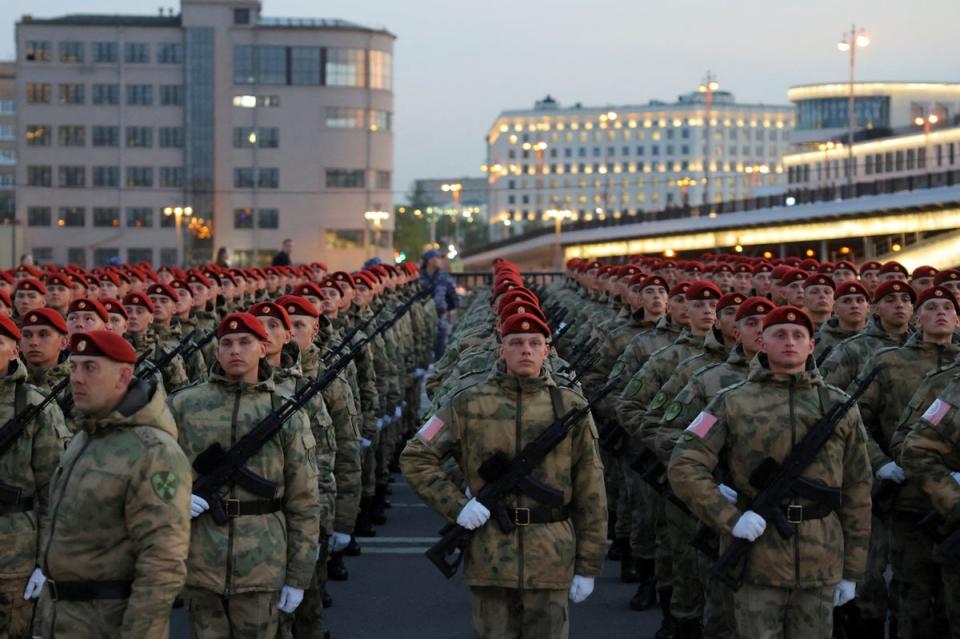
[623,377,642,397]
[610,361,625,378]
[649,392,667,411]
[664,402,683,422]
[151,471,178,501]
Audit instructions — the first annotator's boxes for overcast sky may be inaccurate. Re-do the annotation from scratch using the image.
[3,0,958,202]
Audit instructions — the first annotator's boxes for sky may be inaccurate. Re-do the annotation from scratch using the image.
[3,0,959,203]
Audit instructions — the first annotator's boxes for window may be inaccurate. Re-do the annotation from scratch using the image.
[67,248,87,268]
[59,41,84,63]
[58,166,85,188]
[126,207,153,228]
[92,84,120,105]
[375,170,391,190]
[258,168,278,188]
[25,41,50,62]
[325,107,365,129]
[127,85,153,106]
[58,207,85,227]
[26,83,51,104]
[160,167,184,187]
[291,47,321,85]
[369,110,392,132]
[27,166,52,187]
[0,100,14,114]
[127,248,153,264]
[27,206,51,226]
[233,127,278,148]
[93,207,120,227]
[159,127,184,148]
[234,208,254,228]
[258,208,278,229]
[160,249,178,266]
[93,248,120,267]
[232,95,280,108]
[234,168,254,188]
[126,167,153,188]
[57,126,85,147]
[157,43,183,64]
[258,46,288,84]
[92,166,119,188]
[0,175,14,187]
[233,168,278,188]
[26,125,50,146]
[124,43,149,64]
[234,8,251,24]
[369,50,392,90]
[92,126,119,147]
[325,229,364,249]
[233,46,256,84]
[325,169,365,188]
[93,42,117,63]
[126,127,153,148]
[158,84,184,106]
[325,48,365,87]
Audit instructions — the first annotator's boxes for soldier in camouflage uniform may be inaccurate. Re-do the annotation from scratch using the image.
[170,312,321,637]
[122,292,190,393]
[670,306,872,639]
[402,312,607,639]
[40,330,189,638]
[147,282,207,383]
[813,281,869,363]
[20,308,70,394]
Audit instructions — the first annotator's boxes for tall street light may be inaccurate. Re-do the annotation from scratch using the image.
[838,25,870,191]
[440,182,463,252]
[163,205,193,266]
[914,112,939,171]
[364,210,390,258]
[698,73,720,210]
[544,209,573,270]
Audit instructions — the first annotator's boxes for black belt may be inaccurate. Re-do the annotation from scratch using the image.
[0,497,34,514]
[508,506,570,527]
[224,498,282,517]
[781,503,834,524]
[48,579,132,602]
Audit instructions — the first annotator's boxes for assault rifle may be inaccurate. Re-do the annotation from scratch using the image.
[558,336,599,375]
[425,377,619,578]
[919,510,960,564]
[136,328,218,381]
[711,367,877,591]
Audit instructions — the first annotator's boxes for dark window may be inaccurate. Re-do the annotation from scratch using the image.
[234,8,251,24]
[865,155,874,175]
[93,42,117,63]
[126,127,153,148]
[159,127,184,148]
[234,208,254,228]
[258,209,279,229]
[92,84,120,105]
[58,206,85,227]
[375,170,391,190]
[234,168,254,188]
[59,42,84,63]
[126,208,153,228]
[27,166,52,187]
[124,43,149,64]
[26,83,51,104]
[58,126,85,147]
[157,43,183,64]
[258,168,278,188]
[256,46,287,84]
[160,249,178,266]
[25,41,50,62]
[895,151,904,171]
[93,248,120,267]
[126,167,153,188]
[92,166,119,188]
[325,169,365,188]
[159,167,183,187]
[126,85,153,106]
[291,47,321,85]
[27,206,51,226]
[58,166,85,188]
[127,248,153,264]
[93,207,120,227]
[160,85,184,106]
[26,125,50,146]
[67,248,86,267]
[92,126,119,147]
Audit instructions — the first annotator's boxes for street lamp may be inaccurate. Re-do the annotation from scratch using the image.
[914,112,939,170]
[163,205,193,266]
[364,210,390,258]
[544,208,573,270]
[676,177,697,207]
[698,73,720,208]
[440,182,463,251]
[837,25,869,190]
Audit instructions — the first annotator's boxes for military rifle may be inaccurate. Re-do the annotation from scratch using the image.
[424,376,620,578]
[570,350,601,386]
[558,336,599,375]
[137,329,217,381]
[918,510,960,563]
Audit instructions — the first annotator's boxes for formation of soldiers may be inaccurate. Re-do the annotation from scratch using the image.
[0,257,436,638]
[423,254,960,639]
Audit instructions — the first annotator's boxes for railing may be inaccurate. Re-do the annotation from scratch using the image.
[451,271,564,291]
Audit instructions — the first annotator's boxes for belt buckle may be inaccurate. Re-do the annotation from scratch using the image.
[786,504,803,525]
[225,499,241,518]
[47,579,58,601]
[514,507,531,527]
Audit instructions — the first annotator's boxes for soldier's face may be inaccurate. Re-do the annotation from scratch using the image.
[942,280,960,303]
[753,272,771,296]
[714,271,733,292]
[638,285,667,317]
[175,290,193,315]
[256,316,291,357]
[803,285,834,315]
[14,290,45,317]
[45,284,70,308]
[733,273,753,295]
[67,311,105,336]
[149,296,175,322]
[498,332,549,378]
[69,356,132,417]
[668,296,689,326]
[320,289,340,316]
[717,306,739,342]
[912,277,934,291]
[876,293,913,329]
[290,315,318,351]
[917,298,959,339]
[158,272,174,285]
[0,335,19,372]
[761,324,813,373]
[783,282,805,307]
[687,299,718,334]
[736,315,765,357]
[106,314,127,335]
[101,281,119,298]
[189,284,208,307]
[881,272,907,283]
[860,270,880,293]
[21,325,67,367]
[125,305,153,335]
[833,269,856,285]
[834,294,868,329]
[217,333,266,380]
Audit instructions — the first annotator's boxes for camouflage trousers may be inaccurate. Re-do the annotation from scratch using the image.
[469,586,568,639]
[42,595,134,638]
[184,587,280,639]
[891,513,957,638]
[653,496,674,588]
[623,460,658,560]
[857,514,893,621]
[699,550,737,639]
[0,576,32,639]
[733,583,834,639]
[666,502,704,621]
[361,432,378,497]
[600,450,621,534]
[375,419,399,486]
[281,543,328,639]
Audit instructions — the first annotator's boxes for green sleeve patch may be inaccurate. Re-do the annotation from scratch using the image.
[649,391,667,411]
[623,376,643,398]
[664,401,683,422]
[151,471,178,500]
[610,361,625,379]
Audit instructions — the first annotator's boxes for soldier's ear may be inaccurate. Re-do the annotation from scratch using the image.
[58,335,69,352]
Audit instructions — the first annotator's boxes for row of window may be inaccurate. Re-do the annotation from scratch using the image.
[324,107,392,131]
[32,246,178,269]
[787,142,960,184]
[503,176,777,205]
[500,127,790,147]
[233,208,279,229]
[25,82,183,106]
[232,168,392,190]
[505,143,781,161]
[24,40,183,65]
[26,165,184,189]
[233,45,392,90]
[26,125,185,149]
[27,205,179,228]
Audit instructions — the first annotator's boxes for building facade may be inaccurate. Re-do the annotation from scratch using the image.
[484,88,794,240]
[15,0,395,269]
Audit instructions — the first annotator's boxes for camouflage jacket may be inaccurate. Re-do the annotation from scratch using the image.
[401,363,607,590]
[613,316,684,390]
[128,330,190,393]
[26,360,75,434]
[668,356,872,588]
[900,373,960,524]
[170,362,320,594]
[819,316,909,391]
[0,359,69,579]
[813,318,859,362]
[337,309,380,433]
[42,379,190,637]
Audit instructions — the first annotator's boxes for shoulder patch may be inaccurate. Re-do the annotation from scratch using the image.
[686,411,718,438]
[921,398,952,426]
[417,415,445,443]
[664,401,683,422]
[649,391,668,411]
[151,471,178,500]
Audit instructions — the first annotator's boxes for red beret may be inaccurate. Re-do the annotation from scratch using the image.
[713,263,734,274]
[100,298,128,319]
[803,273,836,290]
[762,305,814,336]
[753,262,774,274]
[318,277,344,296]
[783,258,802,268]
[687,262,704,273]
[67,298,108,322]
[98,271,122,287]
[187,271,213,288]
[917,286,960,314]
[276,295,320,319]
[21,308,67,334]
[0,289,9,308]
[499,300,547,323]
[331,271,356,289]
[0,315,19,342]
[717,292,746,312]
[351,271,376,289]
[123,292,155,314]
[873,280,916,305]
[770,265,791,281]
[816,262,835,274]
[170,279,191,296]
[70,330,136,364]
[933,269,960,286]
[879,261,908,276]
[779,268,808,285]
[16,278,46,295]
[735,297,775,321]
[496,289,538,312]
[618,265,644,278]
[668,282,691,298]
[499,312,551,339]
[912,265,939,280]
[294,282,325,299]
[834,281,869,300]
[0,271,12,285]
[859,261,882,273]
[310,261,328,272]
[631,275,668,290]
[16,264,42,278]
[734,263,753,274]
[833,260,858,274]
[493,281,522,299]
[147,283,179,302]
[217,312,269,340]
[798,258,820,272]
[249,301,292,330]
[685,280,722,301]
[44,272,72,289]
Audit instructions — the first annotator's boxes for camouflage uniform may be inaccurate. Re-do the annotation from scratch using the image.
[669,357,873,639]
[401,363,607,639]
[819,316,908,391]
[26,360,75,434]
[40,379,189,638]
[127,330,190,393]
[812,318,859,363]
[0,360,69,638]
[170,361,321,638]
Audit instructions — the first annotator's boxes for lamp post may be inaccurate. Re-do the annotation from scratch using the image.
[440,182,463,251]
[364,210,390,258]
[163,205,193,266]
[914,112,939,171]
[676,176,697,208]
[544,208,573,270]
[698,73,720,209]
[837,25,870,191]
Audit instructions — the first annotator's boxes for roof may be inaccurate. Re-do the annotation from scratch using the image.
[21,14,182,28]
[497,101,794,119]
[257,16,394,36]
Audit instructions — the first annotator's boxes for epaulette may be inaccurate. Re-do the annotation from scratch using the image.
[167,378,203,398]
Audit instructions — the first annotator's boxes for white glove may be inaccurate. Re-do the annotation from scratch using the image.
[23,567,45,600]
[876,461,906,484]
[731,511,766,542]
[394,406,403,419]
[718,483,738,505]
[375,417,385,432]
[833,579,856,607]
[569,575,594,603]
[277,585,305,613]
[414,367,425,378]
[329,531,351,553]
[190,494,210,519]
[360,436,372,449]
[951,471,960,486]
[456,497,491,530]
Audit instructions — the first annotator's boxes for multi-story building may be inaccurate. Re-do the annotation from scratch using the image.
[0,62,17,267]
[484,87,794,240]
[15,0,395,269]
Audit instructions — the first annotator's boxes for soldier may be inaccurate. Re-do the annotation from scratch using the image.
[65,297,108,336]
[911,266,938,291]
[43,272,72,316]
[123,291,190,392]
[669,306,872,639]
[100,299,128,336]
[813,281,869,362]
[13,279,46,320]
[859,262,882,297]
[879,261,909,283]
[20,307,70,392]
[833,260,859,286]
[0,289,11,318]
[171,312,320,637]
[802,274,835,329]
[401,312,607,639]
[39,330,188,638]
